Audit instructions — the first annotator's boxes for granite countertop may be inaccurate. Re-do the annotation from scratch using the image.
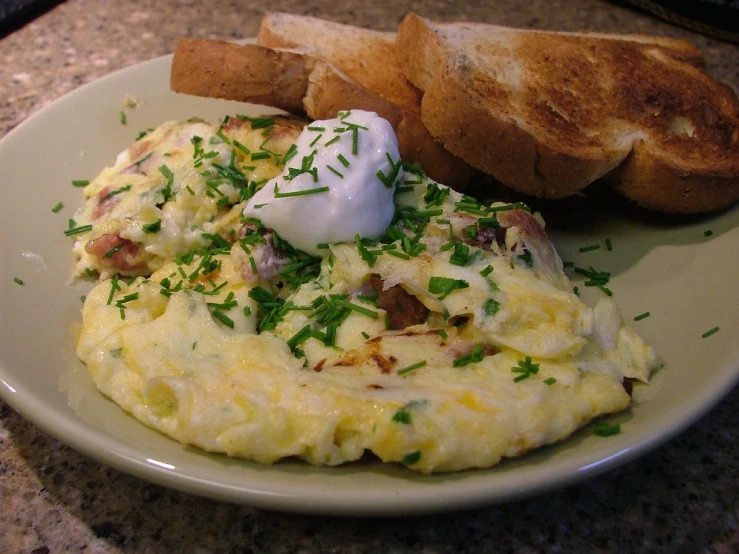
[1,0,737,552]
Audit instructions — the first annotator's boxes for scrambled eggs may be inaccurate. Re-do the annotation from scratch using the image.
[73,114,660,473]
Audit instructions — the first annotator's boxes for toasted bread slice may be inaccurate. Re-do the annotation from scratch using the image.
[171,38,314,112]
[258,12,422,114]
[256,12,475,188]
[397,13,739,212]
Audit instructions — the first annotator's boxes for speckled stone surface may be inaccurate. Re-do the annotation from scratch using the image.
[1,1,737,552]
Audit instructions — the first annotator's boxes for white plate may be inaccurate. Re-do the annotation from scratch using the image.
[1,51,738,516]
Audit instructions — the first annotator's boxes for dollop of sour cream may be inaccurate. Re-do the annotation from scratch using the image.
[242,110,402,254]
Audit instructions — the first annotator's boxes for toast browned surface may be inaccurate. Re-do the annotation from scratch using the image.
[257,12,474,188]
[397,13,739,213]
[171,38,313,112]
[258,12,422,114]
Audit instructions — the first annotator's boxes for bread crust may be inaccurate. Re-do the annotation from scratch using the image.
[397,13,739,212]
[171,38,313,112]
[605,143,739,213]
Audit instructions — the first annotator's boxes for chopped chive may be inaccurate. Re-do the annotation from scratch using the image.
[327,165,344,178]
[309,133,323,147]
[335,299,379,319]
[563,261,575,268]
[543,377,557,385]
[307,125,325,131]
[249,116,274,129]
[202,232,229,248]
[114,292,139,306]
[487,205,514,213]
[438,328,448,340]
[702,326,719,338]
[103,243,124,258]
[106,275,121,305]
[51,201,64,213]
[251,151,271,161]
[212,309,235,328]
[483,298,500,316]
[232,139,250,155]
[597,284,613,296]
[401,450,421,465]
[135,127,153,140]
[453,344,485,367]
[511,356,540,382]
[286,324,313,351]
[386,250,411,260]
[337,154,350,167]
[605,238,613,251]
[397,360,427,376]
[142,219,162,233]
[392,409,412,424]
[13,277,24,285]
[480,265,494,277]
[274,186,329,198]
[119,110,126,125]
[361,331,370,340]
[281,143,298,166]
[99,185,132,202]
[324,135,341,147]
[71,179,90,187]
[428,276,469,300]
[593,421,621,437]
[579,244,601,253]
[633,312,650,321]
[704,230,713,237]
[406,208,444,219]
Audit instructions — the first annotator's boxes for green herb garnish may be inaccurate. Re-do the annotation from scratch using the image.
[593,421,621,437]
[397,360,427,376]
[511,356,540,382]
[428,276,469,300]
[401,450,422,465]
[453,344,485,367]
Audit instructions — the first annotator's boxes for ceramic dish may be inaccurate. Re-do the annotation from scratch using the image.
[1,51,738,516]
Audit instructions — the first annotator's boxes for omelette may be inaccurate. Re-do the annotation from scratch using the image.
[72,111,661,473]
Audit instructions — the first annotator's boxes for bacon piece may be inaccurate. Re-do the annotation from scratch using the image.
[237,224,290,284]
[369,275,429,330]
[92,186,122,219]
[466,222,507,250]
[85,234,146,273]
[498,208,566,285]
[498,209,549,261]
